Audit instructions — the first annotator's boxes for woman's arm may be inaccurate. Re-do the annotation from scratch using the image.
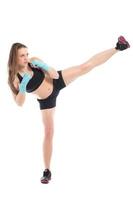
[30,57,59,79]
[13,91,26,107]
[13,79,26,106]
[13,74,31,106]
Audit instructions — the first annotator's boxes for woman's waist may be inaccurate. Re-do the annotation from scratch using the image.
[32,78,54,99]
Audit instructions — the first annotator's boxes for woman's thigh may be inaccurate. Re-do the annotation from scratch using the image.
[41,108,55,131]
[61,64,85,86]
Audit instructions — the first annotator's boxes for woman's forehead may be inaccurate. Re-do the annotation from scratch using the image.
[18,47,28,55]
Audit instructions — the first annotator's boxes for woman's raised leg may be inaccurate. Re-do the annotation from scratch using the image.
[62,36,130,85]
[62,48,117,85]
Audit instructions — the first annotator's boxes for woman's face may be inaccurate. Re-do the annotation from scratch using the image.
[17,47,29,68]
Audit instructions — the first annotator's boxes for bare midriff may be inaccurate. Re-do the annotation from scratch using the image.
[32,74,53,99]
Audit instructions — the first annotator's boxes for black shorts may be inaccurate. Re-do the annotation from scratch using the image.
[37,70,66,110]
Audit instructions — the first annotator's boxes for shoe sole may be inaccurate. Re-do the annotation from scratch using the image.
[41,177,51,184]
[118,36,130,48]
[41,180,49,184]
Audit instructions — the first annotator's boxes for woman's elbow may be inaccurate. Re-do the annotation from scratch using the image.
[14,95,25,107]
[16,101,24,107]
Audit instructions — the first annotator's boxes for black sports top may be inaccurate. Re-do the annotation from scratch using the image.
[17,63,45,93]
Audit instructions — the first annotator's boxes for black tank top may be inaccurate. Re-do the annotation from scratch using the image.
[17,63,45,93]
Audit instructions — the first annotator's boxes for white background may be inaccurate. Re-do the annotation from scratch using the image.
[0,0,133,199]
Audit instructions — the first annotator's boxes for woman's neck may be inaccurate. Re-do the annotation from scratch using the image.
[19,64,29,73]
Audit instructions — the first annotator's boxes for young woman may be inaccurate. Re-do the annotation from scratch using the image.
[8,36,130,184]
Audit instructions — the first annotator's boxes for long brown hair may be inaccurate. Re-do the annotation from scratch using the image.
[8,43,27,95]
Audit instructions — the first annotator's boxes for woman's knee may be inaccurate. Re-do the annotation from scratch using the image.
[79,62,92,75]
[44,126,54,140]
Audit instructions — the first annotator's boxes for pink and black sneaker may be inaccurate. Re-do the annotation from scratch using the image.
[40,169,51,184]
[115,36,130,51]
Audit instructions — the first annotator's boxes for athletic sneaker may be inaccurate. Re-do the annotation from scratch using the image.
[115,36,130,51]
[40,169,51,184]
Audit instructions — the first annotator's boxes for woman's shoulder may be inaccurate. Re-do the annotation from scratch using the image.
[30,56,41,61]
[29,56,43,63]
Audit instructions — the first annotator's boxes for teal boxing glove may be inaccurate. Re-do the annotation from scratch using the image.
[19,73,32,93]
[31,60,50,71]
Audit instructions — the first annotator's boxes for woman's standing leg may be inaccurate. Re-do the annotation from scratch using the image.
[62,36,130,85]
[40,108,55,184]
